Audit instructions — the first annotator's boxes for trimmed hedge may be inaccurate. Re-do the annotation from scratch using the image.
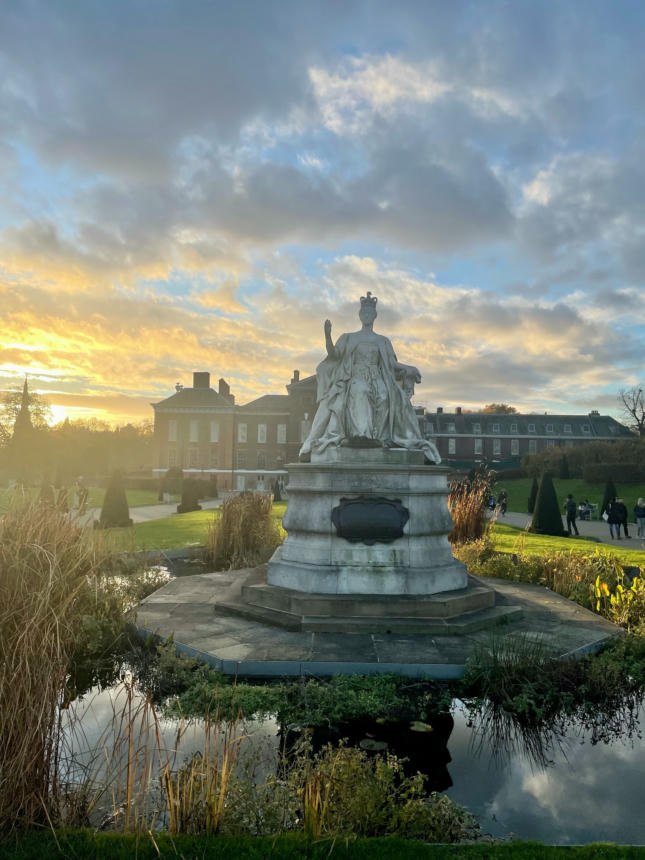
[583,463,645,484]
[3,832,645,860]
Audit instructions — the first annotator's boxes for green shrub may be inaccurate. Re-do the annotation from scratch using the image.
[177,477,202,513]
[99,471,132,528]
[529,473,566,537]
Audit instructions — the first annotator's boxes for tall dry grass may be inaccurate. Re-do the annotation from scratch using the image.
[206,493,283,570]
[0,499,106,834]
[447,469,495,544]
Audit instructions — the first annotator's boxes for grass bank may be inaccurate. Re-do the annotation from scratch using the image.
[4,831,645,859]
[491,522,645,565]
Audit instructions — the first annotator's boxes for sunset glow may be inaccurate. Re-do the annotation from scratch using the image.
[2,2,644,423]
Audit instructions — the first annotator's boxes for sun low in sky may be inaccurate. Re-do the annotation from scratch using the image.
[1,1,644,425]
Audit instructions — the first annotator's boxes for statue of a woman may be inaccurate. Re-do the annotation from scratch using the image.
[299,293,441,463]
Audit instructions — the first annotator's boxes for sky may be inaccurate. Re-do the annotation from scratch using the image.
[1,0,644,426]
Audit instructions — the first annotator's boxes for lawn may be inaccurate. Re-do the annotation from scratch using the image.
[493,477,645,518]
[98,500,288,552]
[491,522,645,566]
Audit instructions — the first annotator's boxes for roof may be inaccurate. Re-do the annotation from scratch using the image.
[152,387,233,410]
[238,394,290,413]
[424,412,633,438]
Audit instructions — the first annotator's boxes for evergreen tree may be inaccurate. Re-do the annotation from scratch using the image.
[527,476,539,514]
[601,477,618,518]
[99,471,132,527]
[177,478,202,514]
[529,472,566,536]
[559,454,570,480]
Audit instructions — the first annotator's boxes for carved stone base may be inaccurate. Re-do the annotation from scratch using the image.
[267,453,467,596]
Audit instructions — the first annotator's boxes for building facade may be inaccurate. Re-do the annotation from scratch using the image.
[422,407,634,469]
[153,375,634,485]
[151,370,316,491]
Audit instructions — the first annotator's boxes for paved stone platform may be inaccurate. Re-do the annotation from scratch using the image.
[135,568,621,679]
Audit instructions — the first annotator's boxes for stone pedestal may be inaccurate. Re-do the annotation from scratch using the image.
[224,448,521,633]
[267,449,467,595]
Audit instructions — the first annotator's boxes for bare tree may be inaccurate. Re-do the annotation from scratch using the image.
[618,385,645,436]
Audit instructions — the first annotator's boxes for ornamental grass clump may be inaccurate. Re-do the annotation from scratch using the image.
[0,501,104,834]
[206,493,283,570]
[447,468,494,544]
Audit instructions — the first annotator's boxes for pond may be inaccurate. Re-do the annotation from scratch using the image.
[63,681,645,844]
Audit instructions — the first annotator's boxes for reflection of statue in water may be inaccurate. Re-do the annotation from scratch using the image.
[299,292,441,463]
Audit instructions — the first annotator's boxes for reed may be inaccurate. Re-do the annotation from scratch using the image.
[206,493,283,570]
[0,500,104,834]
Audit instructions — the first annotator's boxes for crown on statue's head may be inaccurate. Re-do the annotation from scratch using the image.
[360,291,378,308]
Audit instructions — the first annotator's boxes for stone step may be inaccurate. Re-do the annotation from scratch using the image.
[215,599,523,635]
[242,580,494,619]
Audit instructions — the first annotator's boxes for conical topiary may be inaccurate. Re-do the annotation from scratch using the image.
[600,477,618,518]
[529,472,566,536]
[559,454,570,480]
[99,471,132,528]
[177,478,202,514]
[38,473,55,507]
[527,476,539,514]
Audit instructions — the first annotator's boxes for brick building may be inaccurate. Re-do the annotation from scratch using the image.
[422,407,633,469]
[151,370,316,491]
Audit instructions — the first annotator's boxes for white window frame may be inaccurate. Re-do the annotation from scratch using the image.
[472,422,481,434]
[529,439,537,453]
[528,423,536,433]
[492,423,500,433]
[210,420,219,443]
[564,424,572,434]
[446,422,456,433]
[188,446,199,466]
[277,423,287,444]
[474,438,483,455]
[511,439,519,456]
[257,423,267,444]
[237,423,247,443]
[448,438,456,455]
[582,424,591,434]
[168,419,177,442]
[546,439,555,448]
[189,420,199,443]
[510,423,518,433]
[546,423,554,433]
[493,439,502,456]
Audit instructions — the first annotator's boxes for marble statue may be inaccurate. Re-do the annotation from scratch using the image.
[299,293,441,463]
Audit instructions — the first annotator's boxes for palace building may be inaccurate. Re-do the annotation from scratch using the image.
[152,372,633,487]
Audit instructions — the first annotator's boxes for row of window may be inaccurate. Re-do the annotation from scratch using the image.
[166,448,277,470]
[428,421,592,435]
[444,437,575,456]
[167,419,288,444]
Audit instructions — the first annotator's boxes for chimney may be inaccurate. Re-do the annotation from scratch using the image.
[292,369,300,384]
[218,378,234,403]
[456,406,462,415]
[193,372,210,389]
[437,406,443,414]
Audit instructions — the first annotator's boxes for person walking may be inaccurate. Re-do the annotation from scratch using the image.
[634,497,645,540]
[606,497,621,540]
[498,489,508,516]
[615,498,630,538]
[563,493,579,536]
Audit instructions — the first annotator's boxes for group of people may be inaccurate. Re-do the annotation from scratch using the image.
[563,493,645,541]
[604,497,645,541]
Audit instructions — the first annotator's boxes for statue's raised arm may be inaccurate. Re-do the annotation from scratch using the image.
[299,294,441,464]
[324,319,337,360]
